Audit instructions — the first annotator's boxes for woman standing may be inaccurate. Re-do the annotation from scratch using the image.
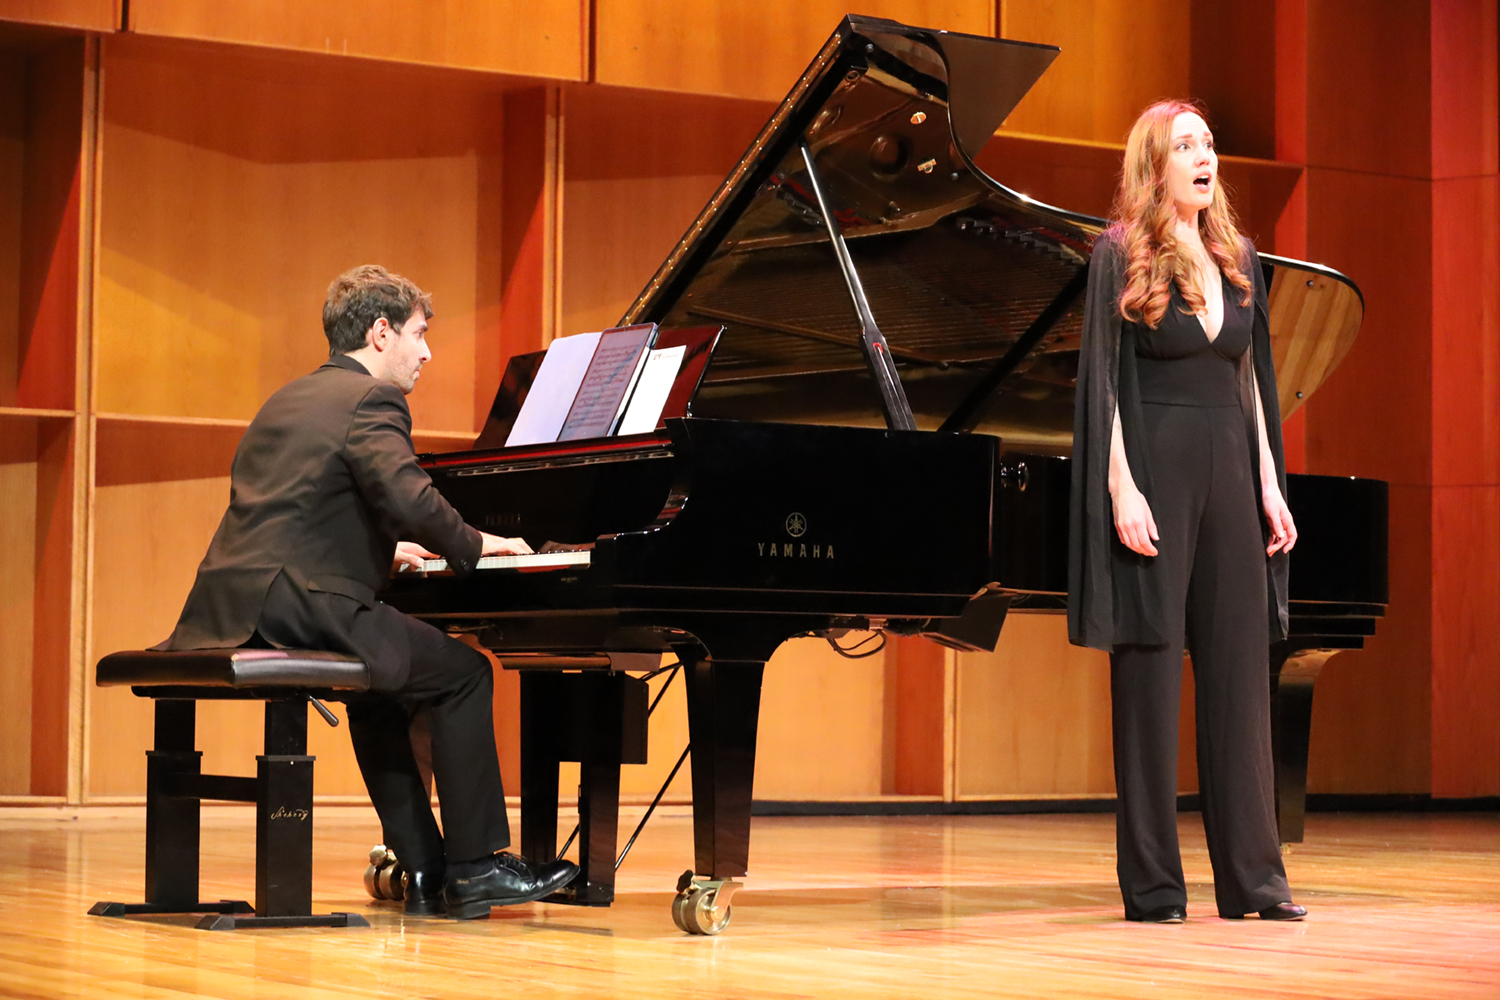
[1067,100,1306,924]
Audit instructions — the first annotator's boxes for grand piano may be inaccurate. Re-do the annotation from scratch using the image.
[384,15,1388,934]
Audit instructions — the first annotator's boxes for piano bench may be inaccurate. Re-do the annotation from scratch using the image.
[88,648,372,930]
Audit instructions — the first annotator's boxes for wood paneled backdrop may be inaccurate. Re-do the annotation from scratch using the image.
[0,1,1493,808]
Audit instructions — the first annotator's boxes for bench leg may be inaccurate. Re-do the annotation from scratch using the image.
[198,699,368,930]
[90,700,254,919]
[255,699,314,918]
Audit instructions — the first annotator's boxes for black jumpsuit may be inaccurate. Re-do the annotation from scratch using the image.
[1111,274,1291,919]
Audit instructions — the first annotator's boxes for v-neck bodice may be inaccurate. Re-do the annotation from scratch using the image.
[1133,274,1251,408]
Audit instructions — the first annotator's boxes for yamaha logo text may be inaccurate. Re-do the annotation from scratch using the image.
[759,512,834,559]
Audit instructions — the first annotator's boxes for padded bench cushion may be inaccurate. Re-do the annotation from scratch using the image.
[97,648,370,691]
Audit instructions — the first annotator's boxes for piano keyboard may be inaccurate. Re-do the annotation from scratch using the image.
[419,551,591,573]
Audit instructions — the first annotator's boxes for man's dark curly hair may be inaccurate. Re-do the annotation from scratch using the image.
[322,265,433,355]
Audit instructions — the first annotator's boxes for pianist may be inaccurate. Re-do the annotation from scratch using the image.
[157,265,578,919]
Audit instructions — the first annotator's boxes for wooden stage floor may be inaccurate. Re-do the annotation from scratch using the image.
[1,807,1497,999]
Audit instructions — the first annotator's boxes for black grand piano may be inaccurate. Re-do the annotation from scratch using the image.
[385,15,1387,934]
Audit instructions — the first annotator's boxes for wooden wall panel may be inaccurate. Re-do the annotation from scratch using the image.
[0,58,21,406]
[1430,0,1499,181]
[1188,0,1275,160]
[884,635,947,796]
[999,0,1189,144]
[1426,1,1500,796]
[1305,0,1430,178]
[754,638,887,799]
[954,614,1114,798]
[29,417,74,795]
[593,0,993,102]
[127,0,585,81]
[0,0,116,32]
[1303,170,1432,484]
[0,421,38,794]
[498,86,561,366]
[95,36,506,433]
[560,85,771,336]
[1431,485,1500,796]
[17,39,83,412]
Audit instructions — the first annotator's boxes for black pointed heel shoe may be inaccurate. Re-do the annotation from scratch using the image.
[1128,904,1186,923]
[1223,901,1307,921]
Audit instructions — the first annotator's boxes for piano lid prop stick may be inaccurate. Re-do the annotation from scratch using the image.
[798,140,917,432]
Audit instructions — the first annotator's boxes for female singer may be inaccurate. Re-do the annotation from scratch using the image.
[1067,100,1306,923]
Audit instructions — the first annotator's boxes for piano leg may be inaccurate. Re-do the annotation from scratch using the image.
[518,670,642,906]
[1269,647,1342,844]
[574,762,622,905]
[684,657,764,879]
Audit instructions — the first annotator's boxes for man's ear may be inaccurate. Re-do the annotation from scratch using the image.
[366,316,392,352]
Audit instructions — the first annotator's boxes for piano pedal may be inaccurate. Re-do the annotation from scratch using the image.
[671,870,742,936]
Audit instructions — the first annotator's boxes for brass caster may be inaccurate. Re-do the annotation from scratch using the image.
[363,845,406,901]
[671,869,742,936]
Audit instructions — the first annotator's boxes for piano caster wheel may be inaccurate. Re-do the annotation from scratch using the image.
[363,845,406,902]
[672,870,742,936]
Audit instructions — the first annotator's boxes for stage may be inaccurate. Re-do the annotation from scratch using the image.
[2,808,1496,998]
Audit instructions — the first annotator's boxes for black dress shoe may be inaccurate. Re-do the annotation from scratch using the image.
[403,866,445,917]
[444,853,580,920]
[1128,904,1186,923]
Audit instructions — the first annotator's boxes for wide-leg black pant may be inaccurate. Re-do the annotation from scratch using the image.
[342,610,511,872]
[1111,402,1289,918]
[256,571,511,873]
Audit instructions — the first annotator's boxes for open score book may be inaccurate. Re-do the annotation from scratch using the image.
[504,323,685,447]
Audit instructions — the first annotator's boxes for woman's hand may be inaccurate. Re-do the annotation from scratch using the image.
[480,531,534,557]
[392,540,438,573]
[1262,485,1298,555]
[1112,483,1160,557]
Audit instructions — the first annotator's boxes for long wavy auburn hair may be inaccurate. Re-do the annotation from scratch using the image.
[1111,99,1252,329]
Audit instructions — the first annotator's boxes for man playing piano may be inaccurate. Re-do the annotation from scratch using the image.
[158,265,578,919]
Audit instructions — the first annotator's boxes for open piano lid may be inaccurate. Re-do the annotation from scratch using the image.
[620,14,1365,454]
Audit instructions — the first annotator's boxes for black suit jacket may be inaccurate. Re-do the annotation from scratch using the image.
[161,354,481,687]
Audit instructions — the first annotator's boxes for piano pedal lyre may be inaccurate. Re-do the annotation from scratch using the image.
[671,869,743,936]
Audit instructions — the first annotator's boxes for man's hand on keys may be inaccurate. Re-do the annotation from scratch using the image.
[481,532,534,557]
[393,541,439,574]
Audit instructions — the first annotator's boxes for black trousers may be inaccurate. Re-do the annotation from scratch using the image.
[257,573,510,872]
[1111,403,1288,918]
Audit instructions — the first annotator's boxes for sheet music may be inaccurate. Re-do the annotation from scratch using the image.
[616,344,686,435]
[558,324,656,440]
[504,332,602,447]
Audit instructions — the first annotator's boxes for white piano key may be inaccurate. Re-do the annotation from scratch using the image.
[419,551,591,573]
